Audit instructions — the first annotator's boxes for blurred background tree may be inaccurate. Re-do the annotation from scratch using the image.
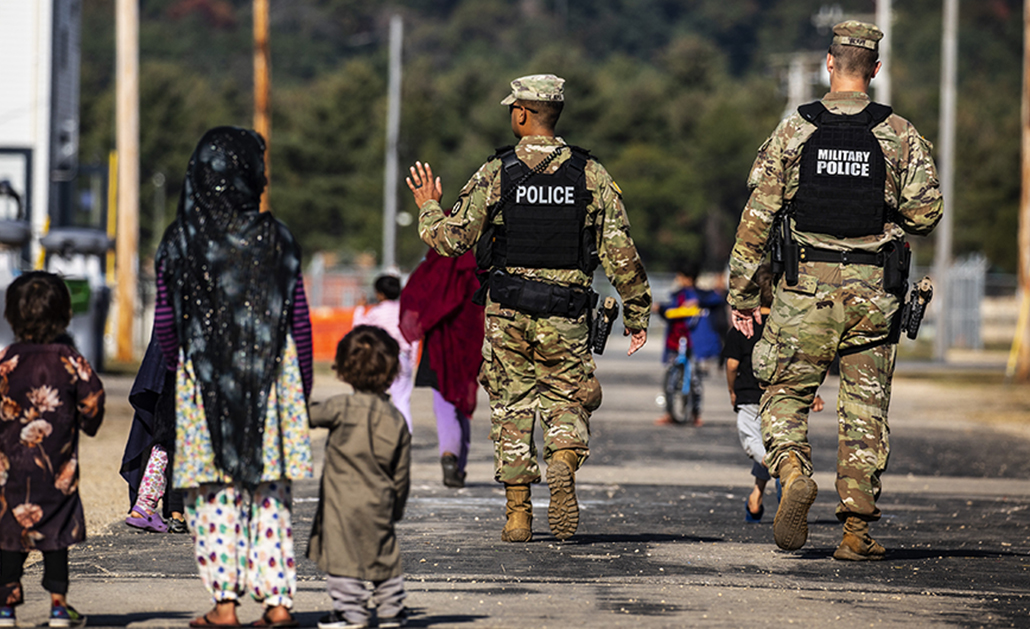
[77,0,1024,275]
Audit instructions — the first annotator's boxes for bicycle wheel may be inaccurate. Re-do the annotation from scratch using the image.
[689,361,703,423]
[664,363,694,425]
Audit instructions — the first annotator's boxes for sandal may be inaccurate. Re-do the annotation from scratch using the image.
[189,612,241,628]
[745,500,764,523]
[252,611,298,627]
[125,509,168,533]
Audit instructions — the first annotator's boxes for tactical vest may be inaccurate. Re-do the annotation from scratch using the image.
[479,145,596,273]
[790,101,893,238]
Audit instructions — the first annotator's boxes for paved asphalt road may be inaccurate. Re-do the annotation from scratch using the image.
[10,336,1030,628]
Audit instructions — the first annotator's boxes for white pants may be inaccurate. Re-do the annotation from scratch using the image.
[389,353,415,434]
[736,404,765,465]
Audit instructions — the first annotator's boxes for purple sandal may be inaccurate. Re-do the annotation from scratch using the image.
[125,509,168,533]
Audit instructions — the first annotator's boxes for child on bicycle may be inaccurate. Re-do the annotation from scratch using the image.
[656,262,726,426]
[0,272,105,628]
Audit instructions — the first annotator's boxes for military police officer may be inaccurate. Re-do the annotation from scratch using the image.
[728,22,942,559]
[407,74,651,542]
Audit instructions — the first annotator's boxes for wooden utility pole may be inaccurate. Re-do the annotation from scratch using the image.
[254,0,271,212]
[1013,0,1030,382]
[115,0,139,362]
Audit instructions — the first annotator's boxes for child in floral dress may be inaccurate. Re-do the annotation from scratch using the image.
[0,272,105,628]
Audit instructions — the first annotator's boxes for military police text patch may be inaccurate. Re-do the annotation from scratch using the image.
[816,149,872,177]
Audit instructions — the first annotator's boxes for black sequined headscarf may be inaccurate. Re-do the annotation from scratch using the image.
[156,126,301,488]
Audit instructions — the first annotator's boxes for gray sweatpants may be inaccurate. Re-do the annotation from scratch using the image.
[327,574,406,623]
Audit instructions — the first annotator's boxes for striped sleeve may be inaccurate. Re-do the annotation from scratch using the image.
[154,265,180,370]
[292,272,313,398]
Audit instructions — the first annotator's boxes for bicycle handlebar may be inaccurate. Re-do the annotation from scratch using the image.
[663,304,703,320]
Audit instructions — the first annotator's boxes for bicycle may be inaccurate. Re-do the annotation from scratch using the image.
[661,304,703,425]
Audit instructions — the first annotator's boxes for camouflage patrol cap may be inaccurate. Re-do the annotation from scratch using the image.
[500,74,565,105]
[832,20,883,51]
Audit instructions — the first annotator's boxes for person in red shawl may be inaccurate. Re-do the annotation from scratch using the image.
[399,250,484,488]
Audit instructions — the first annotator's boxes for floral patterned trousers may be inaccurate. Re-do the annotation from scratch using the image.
[185,481,296,608]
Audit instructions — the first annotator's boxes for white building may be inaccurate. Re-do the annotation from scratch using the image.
[0,0,82,266]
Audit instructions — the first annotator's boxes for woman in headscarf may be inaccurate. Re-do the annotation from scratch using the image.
[399,249,484,488]
[153,127,313,628]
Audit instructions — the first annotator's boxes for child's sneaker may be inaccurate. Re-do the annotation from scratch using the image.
[378,608,408,628]
[317,610,366,629]
[49,605,86,628]
[0,606,15,627]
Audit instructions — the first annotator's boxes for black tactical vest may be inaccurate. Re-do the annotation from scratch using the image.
[791,101,893,238]
[483,146,595,272]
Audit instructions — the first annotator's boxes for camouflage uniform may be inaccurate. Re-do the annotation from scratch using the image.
[418,136,651,485]
[728,89,942,522]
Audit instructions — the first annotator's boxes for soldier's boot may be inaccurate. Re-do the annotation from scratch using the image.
[773,451,818,551]
[547,449,580,541]
[833,516,886,561]
[501,484,533,543]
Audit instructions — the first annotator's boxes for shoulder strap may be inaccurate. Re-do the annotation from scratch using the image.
[490,145,516,160]
[864,103,893,129]
[566,148,588,181]
[798,102,827,125]
[500,150,524,181]
[569,145,592,159]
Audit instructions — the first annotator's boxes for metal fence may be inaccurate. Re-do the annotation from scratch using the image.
[940,255,988,350]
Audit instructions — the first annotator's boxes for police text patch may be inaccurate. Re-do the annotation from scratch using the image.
[515,184,575,205]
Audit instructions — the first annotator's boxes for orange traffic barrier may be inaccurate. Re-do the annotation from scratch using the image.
[310,306,356,362]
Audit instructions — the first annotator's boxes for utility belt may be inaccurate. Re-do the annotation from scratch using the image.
[483,269,596,318]
[800,241,910,293]
[798,246,883,266]
[775,234,910,294]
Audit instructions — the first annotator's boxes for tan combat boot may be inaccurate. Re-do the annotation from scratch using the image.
[833,516,886,561]
[773,451,818,551]
[547,449,580,541]
[501,484,532,542]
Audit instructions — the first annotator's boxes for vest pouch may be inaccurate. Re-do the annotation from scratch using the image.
[487,270,591,318]
[476,221,496,270]
[489,273,555,315]
[579,226,599,274]
[504,204,582,269]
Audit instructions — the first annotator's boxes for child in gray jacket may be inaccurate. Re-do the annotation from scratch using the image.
[309,325,411,629]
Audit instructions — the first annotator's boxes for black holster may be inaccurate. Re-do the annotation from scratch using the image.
[882,240,911,294]
[772,212,799,286]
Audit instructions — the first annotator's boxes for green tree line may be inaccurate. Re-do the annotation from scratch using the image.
[78,0,1023,274]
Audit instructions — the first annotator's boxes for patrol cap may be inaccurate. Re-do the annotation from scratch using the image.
[500,74,565,105]
[832,20,883,51]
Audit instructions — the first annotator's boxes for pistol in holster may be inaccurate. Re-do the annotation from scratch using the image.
[883,241,915,344]
[900,276,933,340]
[590,296,620,355]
